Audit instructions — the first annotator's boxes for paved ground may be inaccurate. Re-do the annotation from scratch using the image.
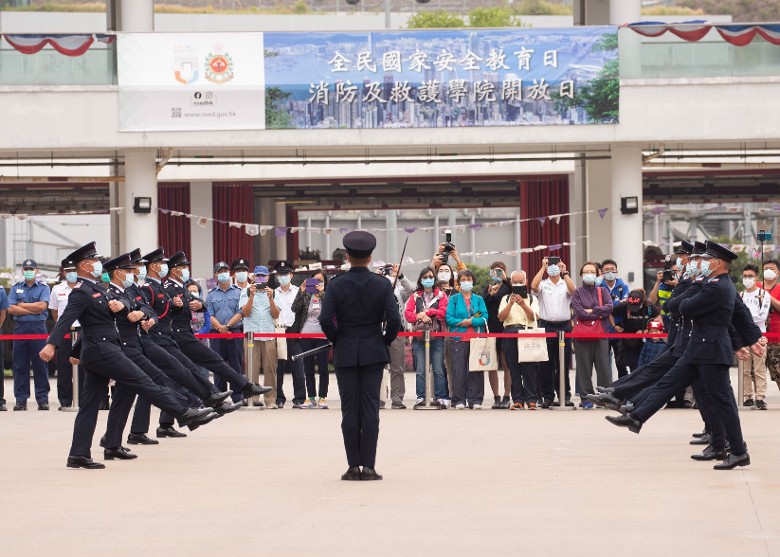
[1,373,779,557]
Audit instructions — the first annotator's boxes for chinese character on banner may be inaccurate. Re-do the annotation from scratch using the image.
[448,79,468,103]
[501,79,522,102]
[336,80,359,103]
[363,81,386,103]
[328,52,351,72]
[382,50,402,73]
[357,51,377,72]
[474,80,496,102]
[434,49,457,72]
[485,48,510,71]
[559,80,575,99]
[309,81,330,104]
[460,50,483,71]
[514,47,535,71]
[409,48,431,72]
[390,80,412,103]
[544,50,559,68]
[417,80,442,103]
[527,78,550,101]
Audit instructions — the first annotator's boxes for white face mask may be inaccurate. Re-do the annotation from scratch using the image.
[235,271,248,283]
[179,268,190,283]
[278,275,292,286]
[121,272,135,289]
[137,265,147,282]
[438,271,451,283]
[602,271,616,282]
[188,290,200,299]
[90,260,103,279]
[582,273,597,285]
[459,281,473,292]
[764,269,777,282]
[158,263,169,278]
[742,277,756,290]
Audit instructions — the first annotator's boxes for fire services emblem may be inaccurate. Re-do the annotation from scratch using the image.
[204,50,234,84]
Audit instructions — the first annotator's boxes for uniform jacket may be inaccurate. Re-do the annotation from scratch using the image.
[319,267,401,368]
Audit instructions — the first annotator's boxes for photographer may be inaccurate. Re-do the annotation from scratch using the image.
[612,289,659,374]
[291,271,331,408]
[483,261,512,409]
[430,232,467,275]
[378,263,415,409]
[648,257,680,331]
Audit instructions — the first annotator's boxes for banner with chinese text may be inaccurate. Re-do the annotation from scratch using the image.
[263,27,618,129]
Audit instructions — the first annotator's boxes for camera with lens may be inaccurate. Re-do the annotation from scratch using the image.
[381,264,394,277]
[439,230,455,265]
[661,255,675,282]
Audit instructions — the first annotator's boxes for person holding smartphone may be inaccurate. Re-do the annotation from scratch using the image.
[483,261,512,409]
[291,271,331,408]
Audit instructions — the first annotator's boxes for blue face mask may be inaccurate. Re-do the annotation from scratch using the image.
[137,265,147,282]
[180,268,190,283]
[595,276,604,286]
[90,260,103,279]
[121,272,135,289]
[421,278,435,289]
[460,281,473,292]
[700,259,713,277]
[688,260,700,277]
[158,263,169,278]
[582,273,597,285]
[235,271,248,283]
[602,271,616,282]
[547,265,560,277]
[217,272,230,284]
[278,275,292,286]
[65,271,78,283]
[676,257,683,270]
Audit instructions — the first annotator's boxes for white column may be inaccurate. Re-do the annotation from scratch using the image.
[275,201,287,262]
[611,146,644,288]
[119,0,154,32]
[119,149,157,254]
[585,157,612,265]
[190,181,214,280]
[385,209,397,264]
[609,0,641,25]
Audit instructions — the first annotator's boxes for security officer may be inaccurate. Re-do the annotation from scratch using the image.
[166,251,271,400]
[7,258,50,410]
[231,258,251,290]
[319,231,401,481]
[39,243,219,470]
[606,241,764,470]
[49,261,83,409]
[207,260,244,401]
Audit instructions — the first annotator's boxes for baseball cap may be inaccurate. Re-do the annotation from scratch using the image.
[254,265,269,275]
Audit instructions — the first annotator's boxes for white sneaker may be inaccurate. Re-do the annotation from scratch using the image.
[414,398,425,408]
[472,404,482,410]
[437,398,450,409]
[300,398,317,409]
[317,397,329,409]
[455,403,466,410]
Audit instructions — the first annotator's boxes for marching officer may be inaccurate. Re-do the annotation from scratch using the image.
[39,243,219,470]
[319,231,401,481]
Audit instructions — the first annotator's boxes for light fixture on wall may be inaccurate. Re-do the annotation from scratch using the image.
[133,196,152,214]
[620,196,639,215]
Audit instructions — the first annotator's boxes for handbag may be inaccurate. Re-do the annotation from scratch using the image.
[274,322,288,360]
[572,287,605,341]
[517,317,549,362]
[469,323,498,372]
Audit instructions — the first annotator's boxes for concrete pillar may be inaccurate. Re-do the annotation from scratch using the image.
[119,0,154,32]
[585,157,612,266]
[275,201,287,262]
[386,209,397,264]
[570,162,587,277]
[118,149,157,254]
[609,0,641,26]
[190,181,214,280]
[610,146,644,288]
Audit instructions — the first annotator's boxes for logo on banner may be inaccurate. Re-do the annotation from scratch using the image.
[174,56,199,85]
[205,47,234,84]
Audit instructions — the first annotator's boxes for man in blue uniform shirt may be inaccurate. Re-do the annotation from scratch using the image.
[319,231,402,481]
[207,261,244,402]
[7,259,50,411]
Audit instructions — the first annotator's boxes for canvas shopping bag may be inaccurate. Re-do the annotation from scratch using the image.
[468,324,498,372]
[275,322,288,360]
[517,318,549,362]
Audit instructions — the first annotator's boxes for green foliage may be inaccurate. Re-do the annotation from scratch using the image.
[0,268,12,288]
[465,264,490,292]
[265,86,293,129]
[511,0,572,16]
[468,6,517,28]
[642,6,703,16]
[407,10,465,29]
[677,0,780,22]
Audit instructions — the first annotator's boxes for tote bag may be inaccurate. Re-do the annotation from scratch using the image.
[469,324,498,372]
[275,322,288,360]
[572,287,605,341]
[517,318,549,362]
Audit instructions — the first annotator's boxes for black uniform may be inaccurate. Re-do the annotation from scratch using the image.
[48,277,194,459]
[319,266,401,470]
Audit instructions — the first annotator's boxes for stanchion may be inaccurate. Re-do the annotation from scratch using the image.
[241,331,263,411]
[415,330,440,410]
[551,330,575,411]
[61,329,80,413]
[736,359,749,412]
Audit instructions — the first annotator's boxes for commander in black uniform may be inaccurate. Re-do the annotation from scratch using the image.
[319,231,401,481]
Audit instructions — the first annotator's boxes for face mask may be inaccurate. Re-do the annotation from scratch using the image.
[765,269,778,282]
[189,290,199,299]
[121,273,135,289]
[687,261,699,277]
[547,265,560,277]
[90,261,103,279]
[100,272,110,283]
[217,272,230,284]
[137,266,147,282]
[582,273,597,285]
[460,281,473,292]
[438,272,451,283]
[235,271,248,283]
[23,270,36,281]
[602,271,616,282]
[158,263,169,278]
[595,276,604,286]
[278,275,291,286]
[65,271,78,283]
[421,278,435,289]
[700,259,713,277]
[676,257,683,269]
[743,277,756,290]
[180,268,190,283]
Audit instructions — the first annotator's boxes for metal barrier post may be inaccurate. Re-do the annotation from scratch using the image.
[415,330,440,410]
[736,358,747,411]
[241,332,262,411]
[61,329,80,413]
[551,330,574,411]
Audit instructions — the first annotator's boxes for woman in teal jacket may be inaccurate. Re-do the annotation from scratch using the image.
[445,269,488,409]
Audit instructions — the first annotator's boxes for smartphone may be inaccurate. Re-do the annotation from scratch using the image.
[511,285,528,298]
[254,276,268,284]
[305,278,319,294]
[547,256,561,265]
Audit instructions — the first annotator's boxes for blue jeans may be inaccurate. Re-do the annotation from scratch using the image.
[412,338,446,400]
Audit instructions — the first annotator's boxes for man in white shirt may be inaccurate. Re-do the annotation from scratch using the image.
[741,263,771,409]
[273,260,306,408]
[531,256,576,408]
[49,263,82,409]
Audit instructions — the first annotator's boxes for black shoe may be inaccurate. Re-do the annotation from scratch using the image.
[177,407,216,429]
[181,409,218,432]
[691,446,727,461]
[203,390,232,408]
[690,434,710,445]
[565,399,575,407]
[214,400,242,417]
[596,386,615,394]
[361,467,383,481]
[499,396,511,409]
[13,402,27,411]
[491,396,501,409]
[99,400,110,411]
[127,433,159,445]
[391,401,407,409]
[618,402,635,415]
[586,392,622,411]
[692,430,707,438]
[605,413,642,433]
[104,447,138,460]
[157,426,188,438]
[756,399,767,410]
[541,399,552,409]
[38,402,49,411]
[67,456,106,470]
[713,451,750,470]
[341,466,362,481]
[242,383,272,398]
[743,398,754,407]
[682,400,695,409]
[0,403,6,411]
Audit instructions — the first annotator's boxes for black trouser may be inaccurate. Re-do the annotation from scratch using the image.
[277,339,306,405]
[210,336,244,396]
[616,342,643,375]
[300,337,331,399]
[538,320,571,402]
[335,363,383,469]
[70,341,191,458]
[503,326,539,404]
[144,331,218,400]
[610,338,629,379]
[612,348,677,401]
[55,331,83,406]
[173,330,250,393]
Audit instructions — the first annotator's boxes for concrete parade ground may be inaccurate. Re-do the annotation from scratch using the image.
[1,372,779,557]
